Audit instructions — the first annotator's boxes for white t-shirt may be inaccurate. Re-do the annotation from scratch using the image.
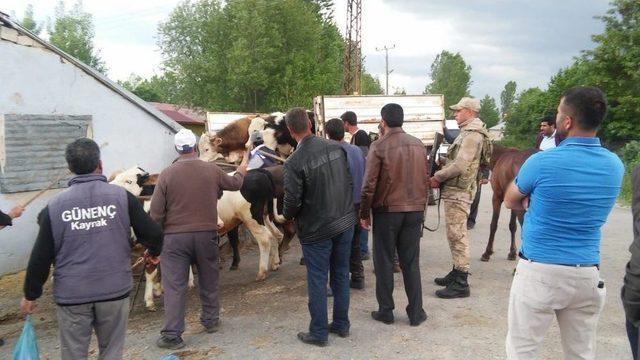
[539,130,557,151]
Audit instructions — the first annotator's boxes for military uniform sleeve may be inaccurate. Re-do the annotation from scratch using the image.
[283,160,303,220]
[23,207,55,301]
[434,132,483,182]
[360,143,381,219]
[127,191,163,256]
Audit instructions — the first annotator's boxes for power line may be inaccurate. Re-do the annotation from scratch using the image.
[375,44,395,95]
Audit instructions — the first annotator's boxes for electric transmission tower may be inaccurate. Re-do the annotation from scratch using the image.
[343,0,362,95]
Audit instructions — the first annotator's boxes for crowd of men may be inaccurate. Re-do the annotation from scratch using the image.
[5,85,637,359]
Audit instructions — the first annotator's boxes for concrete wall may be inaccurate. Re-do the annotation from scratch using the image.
[0,41,180,275]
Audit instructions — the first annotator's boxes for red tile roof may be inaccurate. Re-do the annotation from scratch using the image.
[149,102,206,126]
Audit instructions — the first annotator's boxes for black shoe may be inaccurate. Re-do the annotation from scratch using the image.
[435,269,470,299]
[467,221,475,230]
[297,332,327,347]
[409,311,428,327]
[329,323,350,338]
[299,257,305,266]
[434,266,456,286]
[156,336,186,349]
[204,319,220,333]
[0,338,4,347]
[350,279,364,289]
[371,311,394,324]
[361,252,370,260]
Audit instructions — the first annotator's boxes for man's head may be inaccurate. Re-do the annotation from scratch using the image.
[174,129,197,154]
[325,118,345,141]
[341,111,358,132]
[285,107,312,141]
[556,86,607,138]
[539,114,556,136]
[449,97,480,125]
[380,103,404,129]
[66,138,101,175]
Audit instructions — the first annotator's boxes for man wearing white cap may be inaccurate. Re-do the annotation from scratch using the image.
[150,129,247,349]
[430,97,492,299]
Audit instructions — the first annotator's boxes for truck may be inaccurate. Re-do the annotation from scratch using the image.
[312,94,445,147]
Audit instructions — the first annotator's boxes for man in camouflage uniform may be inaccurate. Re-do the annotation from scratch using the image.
[430,97,491,299]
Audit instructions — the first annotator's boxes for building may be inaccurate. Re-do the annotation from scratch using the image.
[150,102,206,135]
[0,13,183,275]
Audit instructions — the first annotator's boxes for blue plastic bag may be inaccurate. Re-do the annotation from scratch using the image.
[12,315,39,360]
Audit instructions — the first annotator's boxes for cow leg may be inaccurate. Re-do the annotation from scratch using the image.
[188,266,195,289]
[508,211,518,260]
[278,221,296,264]
[144,268,159,311]
[243,218,273,281]
[263,216,283,271]
[228,227,240,270]
[481,194,503,261]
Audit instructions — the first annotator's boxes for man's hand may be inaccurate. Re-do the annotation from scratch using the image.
[9,206,25,219]
[236,164,248,175]
[429,178,440,189]
[360,218,371,230]
[521,197,530,211]
[20,298,35,315]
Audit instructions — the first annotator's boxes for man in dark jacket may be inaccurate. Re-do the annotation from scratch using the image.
[0,205,24,230]
[623,164,640,359]
[20,138,163,360]
[360,103,429,326]
[326,118,366,289]
[283,108,356,346]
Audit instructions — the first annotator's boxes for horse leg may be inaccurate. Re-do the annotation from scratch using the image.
[481,195,502,261]
[228,226,240,270]
[507,211,518,260]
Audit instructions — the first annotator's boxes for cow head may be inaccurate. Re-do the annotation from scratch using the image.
[199,132,225,162]
[109,166,148,196]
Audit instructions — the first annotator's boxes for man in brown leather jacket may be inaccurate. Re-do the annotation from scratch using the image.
[360,103,429,327]
[430,97,491,299]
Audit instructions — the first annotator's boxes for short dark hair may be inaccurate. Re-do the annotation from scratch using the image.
[541,114,556,127]
[285,107,310,134]
[381,103,404,128]
[341,111,357,126]
[325,118,345,141]
[561,86,607,131]
[66,138,100,175]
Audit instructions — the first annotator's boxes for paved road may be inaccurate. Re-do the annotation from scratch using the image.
[0,185,633,359]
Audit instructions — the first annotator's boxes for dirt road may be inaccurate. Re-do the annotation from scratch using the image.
[0,186,633,359]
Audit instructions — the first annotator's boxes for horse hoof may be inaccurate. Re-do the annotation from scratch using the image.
[481,254,491,262]
[229,264,238,271]
[507,254,517,261]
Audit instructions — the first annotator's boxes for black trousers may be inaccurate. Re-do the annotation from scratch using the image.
[467,185,482,225]
[372,211,424,321]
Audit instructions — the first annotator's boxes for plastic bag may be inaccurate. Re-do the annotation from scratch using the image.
[12,315,39,360]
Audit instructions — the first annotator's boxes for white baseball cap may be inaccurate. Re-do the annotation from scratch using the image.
[174,129,197,151]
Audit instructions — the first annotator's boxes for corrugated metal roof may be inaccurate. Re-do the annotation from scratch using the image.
[0,13,183,134]
[150,102,206,125]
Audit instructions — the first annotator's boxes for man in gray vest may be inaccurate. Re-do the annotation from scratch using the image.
[21,138,163,359]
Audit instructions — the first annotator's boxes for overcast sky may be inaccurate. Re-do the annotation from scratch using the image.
[4,0,610,104]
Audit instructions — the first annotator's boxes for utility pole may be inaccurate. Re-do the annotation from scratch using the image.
[375,44,395,95]
[343,0,362,95]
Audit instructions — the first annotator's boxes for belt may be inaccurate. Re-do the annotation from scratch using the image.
[519,252,599,269]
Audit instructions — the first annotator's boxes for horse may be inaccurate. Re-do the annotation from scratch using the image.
[481,144,538,262]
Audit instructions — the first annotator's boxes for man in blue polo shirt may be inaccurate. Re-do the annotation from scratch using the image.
[504,86,624,359]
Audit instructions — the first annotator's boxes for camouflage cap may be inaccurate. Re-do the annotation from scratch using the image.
[449,97,481,112]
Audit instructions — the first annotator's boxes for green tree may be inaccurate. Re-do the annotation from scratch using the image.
[479,95,500,128]
[503,87,547,148]
[424,50,472,112]
[158,0,344,112]
[500,81,517,118]
[584,0,640,141]
[361,72,383,95]
[118,74,171,103]
[49,1,106,73]
[20,4,42,34]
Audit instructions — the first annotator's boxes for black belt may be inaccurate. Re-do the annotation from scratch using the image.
[519,252,599,269]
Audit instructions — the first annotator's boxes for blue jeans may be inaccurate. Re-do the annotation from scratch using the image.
[301,228,354,341]
[627,319,639,360]
[359,229,369,254]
